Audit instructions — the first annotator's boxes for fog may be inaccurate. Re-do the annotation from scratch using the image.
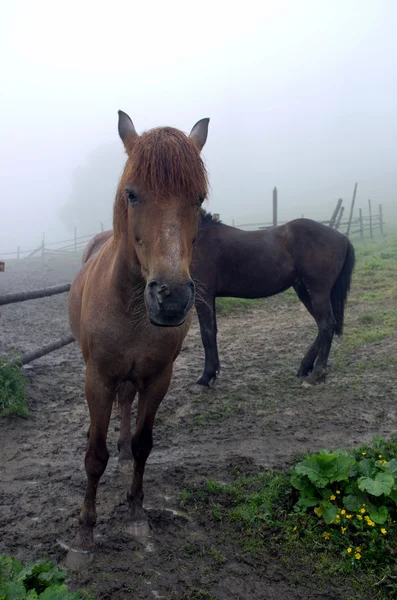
[1,0,397,255]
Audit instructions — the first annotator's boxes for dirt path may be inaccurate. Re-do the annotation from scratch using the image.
[1,256,396,599]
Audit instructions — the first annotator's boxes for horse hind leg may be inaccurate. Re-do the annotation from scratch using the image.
[297,334,320,378]
[293,282,320,378]
[303,291,335,385]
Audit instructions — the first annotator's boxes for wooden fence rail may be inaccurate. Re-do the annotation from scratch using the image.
[0,191,386,266]
[1,284,75,367]
[0,283,71,306]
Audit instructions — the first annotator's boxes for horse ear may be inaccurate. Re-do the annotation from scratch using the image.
[118,110,138,151]
[189,118,210,150]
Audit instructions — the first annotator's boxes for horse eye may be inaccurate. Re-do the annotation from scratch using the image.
[126,189,138,205]
[197,193,205,206]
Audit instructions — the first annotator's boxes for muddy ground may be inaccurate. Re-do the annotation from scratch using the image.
[0,253,396,599]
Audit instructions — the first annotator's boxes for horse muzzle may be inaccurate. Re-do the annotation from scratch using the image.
[145,278,195,327]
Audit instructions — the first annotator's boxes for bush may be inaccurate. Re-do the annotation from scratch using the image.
[0,360,28,417]
[291,438,397,566]
[0,555,91,599]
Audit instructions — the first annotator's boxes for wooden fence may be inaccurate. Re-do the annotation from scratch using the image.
[0,223,106,262]
[224,184,385,238]
[0,185,386,267]
[0,284,75,366]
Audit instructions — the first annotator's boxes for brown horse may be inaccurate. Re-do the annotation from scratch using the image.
[67,110,209,553]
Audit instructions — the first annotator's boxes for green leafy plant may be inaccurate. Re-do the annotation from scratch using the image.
[291,442,397,565]
[0,555,90,599]
[0,360,28,417]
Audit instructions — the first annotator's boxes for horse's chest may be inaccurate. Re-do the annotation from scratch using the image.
[118,319,187,375]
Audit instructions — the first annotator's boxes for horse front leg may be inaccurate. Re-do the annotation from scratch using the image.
[117,381,136,461]
[127,364,173,534]
[195,295,220,387]
[72,363,116,550]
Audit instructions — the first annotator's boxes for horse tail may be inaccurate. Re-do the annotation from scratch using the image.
[331,239,355,336]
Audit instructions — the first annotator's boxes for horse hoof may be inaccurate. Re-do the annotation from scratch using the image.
[64,547,94,570]
[126,520,150,539]
[118,459,133,474]
[301,380,315,389]
[193,382,209,393]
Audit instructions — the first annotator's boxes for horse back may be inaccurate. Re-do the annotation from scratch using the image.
[286,218,349,286]
[82,230,113,264]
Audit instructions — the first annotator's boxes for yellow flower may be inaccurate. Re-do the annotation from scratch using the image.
[355,553,361,560]
[357,515,363,520]
[346,514,353,519]
[330,495,336,501]
[378,455,382,459]
[361,452,366,456]
[293,526,297,531]
[323,532,330,540]
[347,547,352,554]
[341,527,347,534]
[341,509,346,515]
[336,490,341,495]
[360,508,366,514]
[381,528,387,535]
[356,547,362,552]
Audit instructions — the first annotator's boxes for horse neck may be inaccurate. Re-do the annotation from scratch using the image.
[111,232,145,300]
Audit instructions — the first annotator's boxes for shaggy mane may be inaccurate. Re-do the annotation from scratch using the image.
[199,209,222,227]
[114,127,208,238]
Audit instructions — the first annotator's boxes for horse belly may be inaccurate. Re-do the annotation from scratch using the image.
[218,247,294,298]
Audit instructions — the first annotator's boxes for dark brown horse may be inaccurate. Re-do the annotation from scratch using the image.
[67,110,209,555]
[192,211,355,387]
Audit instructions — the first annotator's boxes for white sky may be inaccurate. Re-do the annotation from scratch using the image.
[1,0,397,252]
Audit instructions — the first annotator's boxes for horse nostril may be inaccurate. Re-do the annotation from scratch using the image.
[159,284,171,297]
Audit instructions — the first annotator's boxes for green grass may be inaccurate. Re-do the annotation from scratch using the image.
[215,297,264,315]
[215,286,299,316]
[0,360,28,418]
[331,235,397,375]
[179,438,397,599]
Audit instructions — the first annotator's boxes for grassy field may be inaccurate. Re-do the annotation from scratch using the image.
[183,233,397,599]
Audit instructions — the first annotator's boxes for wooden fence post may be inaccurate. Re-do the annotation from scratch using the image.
[41,233,45,262]
[74,227,77,252]
[273,187,278,226]
[335,206,344,230]
[359,208,364,239]
[329,198,343,228]
[379,204,384,235]
[368,199,373,239]
[100,222,104,232]
[17,246,20,260]
[346,183,358,237]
